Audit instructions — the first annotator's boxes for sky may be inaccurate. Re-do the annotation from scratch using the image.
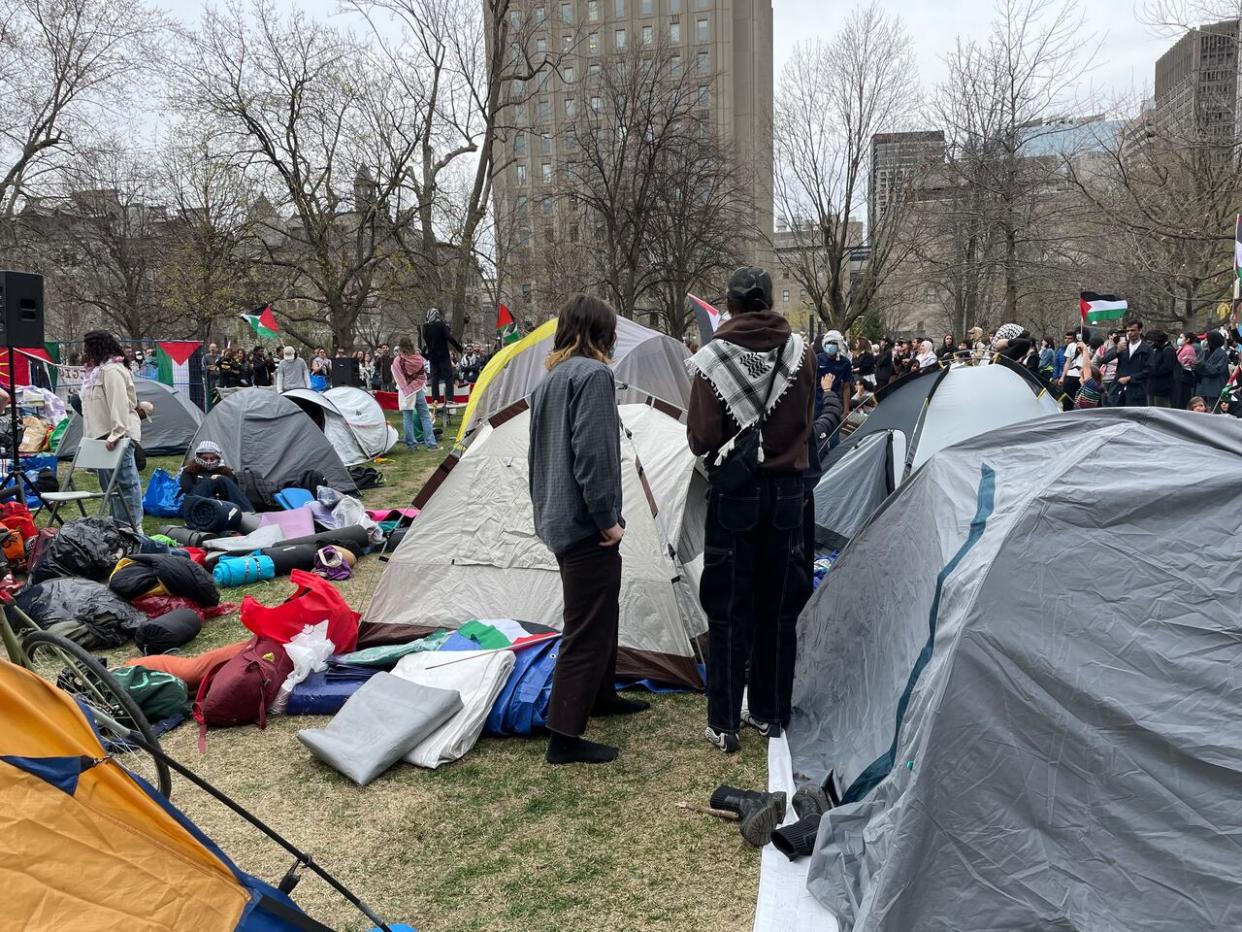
[163,0,1176,108]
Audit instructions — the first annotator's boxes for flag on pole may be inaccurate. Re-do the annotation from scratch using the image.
[496,304,520,345]
[1234,215,1241,284]
[1079,292,1128,325]
[239,304,280,339]
[689,293,722,346]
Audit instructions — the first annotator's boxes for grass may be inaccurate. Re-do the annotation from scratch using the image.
[57,415,767,932]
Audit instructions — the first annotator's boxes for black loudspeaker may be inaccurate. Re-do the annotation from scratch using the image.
[0,271,44,347]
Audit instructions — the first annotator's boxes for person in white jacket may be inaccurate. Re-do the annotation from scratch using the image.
[80,330,143,526]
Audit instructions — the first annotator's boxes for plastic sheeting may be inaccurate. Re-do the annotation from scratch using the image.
[791,409,1242,931]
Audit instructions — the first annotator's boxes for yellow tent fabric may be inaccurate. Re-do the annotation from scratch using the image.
[456,319,558,442]
[0,661,250,931]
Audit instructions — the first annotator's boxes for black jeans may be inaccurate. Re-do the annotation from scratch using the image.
[186,475,254,512]
[548,535,622,736]
[701,474,810,733]
[428,359,454,405]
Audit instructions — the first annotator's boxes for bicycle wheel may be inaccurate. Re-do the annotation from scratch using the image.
[23,631,173,798]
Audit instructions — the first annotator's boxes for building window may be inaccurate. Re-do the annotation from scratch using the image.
[509,9,521,28]
[614,0,625,15]
[515,131,526,155]
[696,17,708,41]
[518,228,531,247]
[516,163,527,184]
[569,223,579,242]
[537,99,550,123]
[694,0,708,7]
[614,27,626,49]
[563,33,573,49]
[669,0,680,11]
[542,196,554,215]
[563,63,575,82]
[696,49,708,74]
[561,1,572,21]
[536,36,547,53]
[697,84,709,106]
[515,194,529,217]
[588,31,599,52]
[642,24,652,46]
[670,19,680,41]
[541,133,552,154]
[587,0,599,21]
[782,289,790,303]
[537,68,550,90]
[534,5,545,22]
[589,62,601,78]
[671,53,681,75]
[542,162,553,183]
[590,95,602,114]
[640,0,653,12]
[565,97,577,117]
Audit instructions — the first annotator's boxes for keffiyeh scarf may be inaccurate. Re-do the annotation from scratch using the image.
[686,334,806,430]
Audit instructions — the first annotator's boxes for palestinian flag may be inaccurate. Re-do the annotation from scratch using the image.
[240,303,280,339]
[1079,292,1128,325]
[497,304,520,345]
[157,341,206,409]
[689,293,721,346]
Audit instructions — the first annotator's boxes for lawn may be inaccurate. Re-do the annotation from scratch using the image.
[79,425,767,932]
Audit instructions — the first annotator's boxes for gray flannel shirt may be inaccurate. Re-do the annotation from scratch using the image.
[528,356,623,554]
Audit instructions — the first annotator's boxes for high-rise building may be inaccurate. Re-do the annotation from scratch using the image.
[1154,19,1240,138]
[491,0,773,319]
[868,131,945,235]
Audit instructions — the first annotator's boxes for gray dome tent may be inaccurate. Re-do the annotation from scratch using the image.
[57,378,204,458]
[789,409,1242,930]
[813,357,1061,550]
[183,388,357,494]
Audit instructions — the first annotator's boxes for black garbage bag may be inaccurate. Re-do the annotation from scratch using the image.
[14,578,146,650]
[29,516,140,584]
[109,553,220,607]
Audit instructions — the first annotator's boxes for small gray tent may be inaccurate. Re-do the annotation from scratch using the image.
[183,388,357,493]
[789,409,1242,930]
[57,378,203,458]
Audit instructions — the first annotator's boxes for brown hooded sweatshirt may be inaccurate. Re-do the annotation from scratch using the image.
[687,310,815,474]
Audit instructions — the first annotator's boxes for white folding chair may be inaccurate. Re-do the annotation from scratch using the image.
[40,437,136,528]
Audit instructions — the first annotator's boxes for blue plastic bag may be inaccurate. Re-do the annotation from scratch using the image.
[142,468,184,518]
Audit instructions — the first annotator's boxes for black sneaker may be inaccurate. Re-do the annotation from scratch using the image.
[704,726,740,753]
[741,710,783,739]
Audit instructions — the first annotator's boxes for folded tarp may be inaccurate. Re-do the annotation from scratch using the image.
[286,663,379,715]
[393,650,515,769]
[485,636,559,736]
[204,525,286,553]
[297,672,463,785]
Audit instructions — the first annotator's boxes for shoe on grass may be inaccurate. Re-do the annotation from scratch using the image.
[741,709,783,739]
[739,796,784,848]
[704,725,740,753]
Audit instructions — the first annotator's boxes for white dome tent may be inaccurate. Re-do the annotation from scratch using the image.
[282,388,396,466]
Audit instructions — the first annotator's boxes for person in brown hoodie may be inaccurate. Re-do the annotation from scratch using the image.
[686,266,815,753]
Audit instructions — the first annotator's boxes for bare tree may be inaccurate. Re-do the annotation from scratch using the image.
[0,0,162,218]
[772,3,921,334]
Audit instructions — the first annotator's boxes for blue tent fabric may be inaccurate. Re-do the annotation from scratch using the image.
[286,664,379,716]
[0,754,87,794]
[143,468,184,517]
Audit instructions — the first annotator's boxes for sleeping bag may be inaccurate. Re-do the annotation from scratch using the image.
[109,553,221,606]
[15,578,146,650]
[182,495,245,534]
[132,608,203,655]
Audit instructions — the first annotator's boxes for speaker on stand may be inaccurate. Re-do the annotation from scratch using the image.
[0,271,45,505]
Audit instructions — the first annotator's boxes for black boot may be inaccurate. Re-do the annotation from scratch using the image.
[771,814,821,860]
[792,784,830,820]
[710,785,788,822]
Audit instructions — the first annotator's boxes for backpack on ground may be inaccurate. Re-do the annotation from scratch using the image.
[193,636,293,749]
[238,467,281,512]
[348,465,384,490]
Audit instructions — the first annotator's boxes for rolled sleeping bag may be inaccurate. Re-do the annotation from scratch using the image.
[133,608,203,656]
[212,554,277,588]
[160,525,216,548]
[276,525,370,554]
[259,543,320,576]
[182,495,244,534]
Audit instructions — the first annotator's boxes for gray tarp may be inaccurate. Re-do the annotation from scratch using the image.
[791,409,1242,931]
[184,388,357,493]
[58,378,203,457]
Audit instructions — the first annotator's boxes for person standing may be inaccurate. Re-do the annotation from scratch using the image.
[816,330,853,420]
[250,347,275,388]
[275,346,309,393]
[1174,333,1199,410]
[309,348,331,391]
[687,266,815,753]
[852,337,876,399]
[392,338,438,451]
[1099,318,1152,407]
[373,343,393,391]
[1196,331,1229,404]
[204,342,222,400]
[873,337,894,387]
[1058,330,1085,408]
[1147,331,1176,407]
[80,330,143,527]
[421,308,462,422]
[529,294,646,766]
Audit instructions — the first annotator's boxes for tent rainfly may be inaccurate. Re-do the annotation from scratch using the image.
[184,388,357,493]
[366,399,708,687]
[58,378,205,458]
[790,409,1242,931]
[455,317,693,441]
[813,358,1061,550]
[282,388,395,466]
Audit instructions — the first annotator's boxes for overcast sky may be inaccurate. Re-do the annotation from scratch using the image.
[165,0,1175,108]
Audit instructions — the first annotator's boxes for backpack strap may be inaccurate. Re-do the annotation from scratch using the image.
[192,655,237,754]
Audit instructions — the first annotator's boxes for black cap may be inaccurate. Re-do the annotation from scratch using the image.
[727,266,773,309]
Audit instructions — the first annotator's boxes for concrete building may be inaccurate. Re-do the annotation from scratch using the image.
[1154,19,1240,137]
[491,0,774,320]
[869,131,945,234]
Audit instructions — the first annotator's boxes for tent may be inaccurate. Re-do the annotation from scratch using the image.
[57,378,204,458]
[813,358,1061,549]
[0,659,324,930]
[788,409,1242,930]
[185,388,357,494]
[365,398,707,687]
[282,387,396,466]
[455,317,693,441]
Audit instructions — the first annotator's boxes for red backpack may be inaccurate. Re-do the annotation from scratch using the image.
[193,636,293,751]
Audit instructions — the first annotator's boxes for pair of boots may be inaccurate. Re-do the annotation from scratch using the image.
[711,781,834,856]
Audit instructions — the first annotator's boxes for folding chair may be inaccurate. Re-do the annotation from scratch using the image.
[39,437,136,528]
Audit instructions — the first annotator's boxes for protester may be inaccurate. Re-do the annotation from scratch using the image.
[1058,329,1086,407]
[1038,337,1055,378]
[392,338,438,451]
[459,344,485,384]
[1145,331,1176,408]
[915,339,939,370]
[80,330,143,527]
[359,351,374,390]
[687,266,814,753]
[179,440,253,510]
[852,338,876,398]
[422,308,462,419]
[310,348,331,391]
[816,330,853,422]
[528,294,646,766]
[275,346,309,393]
[204,342,222,396]
[138,348,158,380]
[1098,319,1151,407]
[250,347,275,388]
[1196,331,1229,404]
[1174,333,1199,410]
[1188,395,1209,413]
[801,372,844,598]
[1073,342,1103,409]
[936,333,955,360]
[873,337,894,386]
[373,343,393,391]
[968,326,987,359]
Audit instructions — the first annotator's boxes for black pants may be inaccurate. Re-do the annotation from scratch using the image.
[186,475,254,512]
[548,536,622,736]
[701,474,809,733]
[1060,376,1081,411]
[428,359,454,405]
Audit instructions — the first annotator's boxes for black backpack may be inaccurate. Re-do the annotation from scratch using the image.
[238,468,280,512]
[348,465,385,490]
